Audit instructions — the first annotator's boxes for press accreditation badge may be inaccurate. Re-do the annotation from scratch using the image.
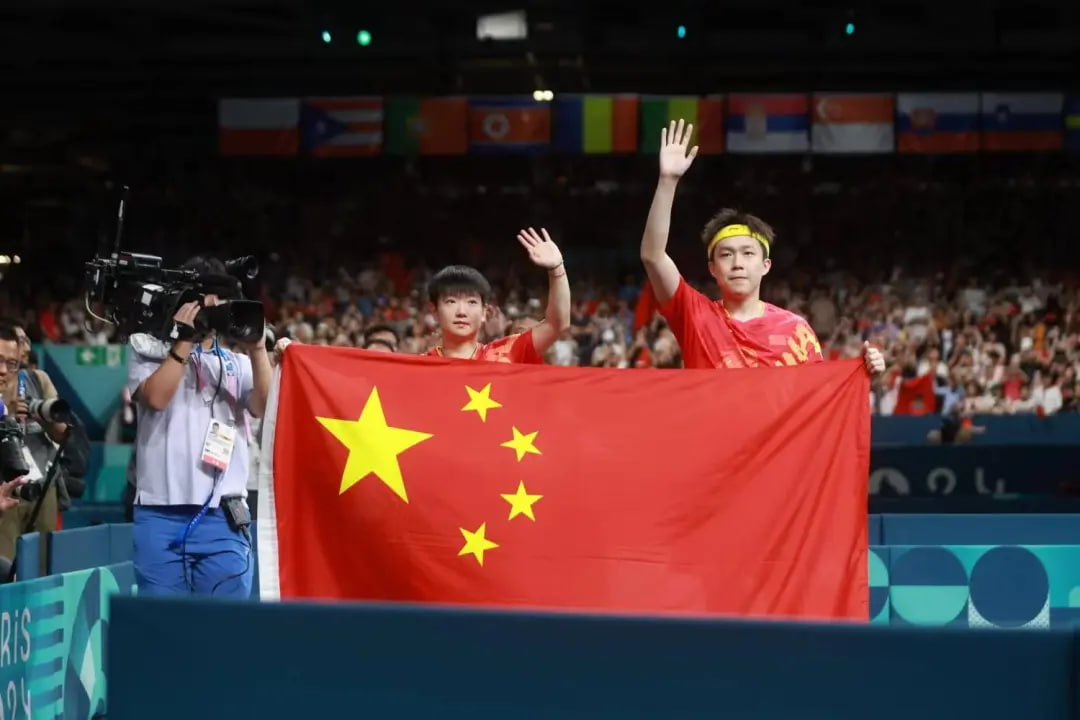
[201,421,237,471]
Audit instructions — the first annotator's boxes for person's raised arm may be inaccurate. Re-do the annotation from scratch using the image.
[641,119,698,306]
[136,302,199,411]
[517,227,570,355]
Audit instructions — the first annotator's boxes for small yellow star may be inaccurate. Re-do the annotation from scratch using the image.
[458,523,499,566]
[316,387,433,502]
[501,481,543,521]
[500,426,541,462]
[461,383,502,422]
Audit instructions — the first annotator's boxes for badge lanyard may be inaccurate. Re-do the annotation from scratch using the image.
[171,340,238,552]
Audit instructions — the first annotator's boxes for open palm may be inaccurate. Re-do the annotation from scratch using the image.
[659,119,698,179]
[517,227,563,270]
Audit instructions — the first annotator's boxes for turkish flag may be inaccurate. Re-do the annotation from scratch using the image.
[258,347,870,620]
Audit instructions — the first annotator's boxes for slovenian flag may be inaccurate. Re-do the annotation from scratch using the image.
[301,97,384,157]
[726,94,809,154]
[897,94,979,153]
[980,93,1064,152]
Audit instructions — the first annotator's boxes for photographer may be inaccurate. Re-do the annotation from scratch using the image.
[0,322,69,564]
[127,255,281,598]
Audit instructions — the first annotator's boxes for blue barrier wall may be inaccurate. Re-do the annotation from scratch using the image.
[0,562,134,720]
[107,597,1079,720]
[872,414,1080,446]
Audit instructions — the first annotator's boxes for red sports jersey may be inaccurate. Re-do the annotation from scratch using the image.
[425,330,543,364]
[659,278,823,369]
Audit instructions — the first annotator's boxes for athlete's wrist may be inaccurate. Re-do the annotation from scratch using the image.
[548,263,566,278]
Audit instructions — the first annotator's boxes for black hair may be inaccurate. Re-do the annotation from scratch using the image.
[364,339,396,353]
[0,322,18,344]
[427,265,492,305]
[364,324,399,345]
[181,255,228,276]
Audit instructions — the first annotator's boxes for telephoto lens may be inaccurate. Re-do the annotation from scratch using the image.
[14,482,41,503]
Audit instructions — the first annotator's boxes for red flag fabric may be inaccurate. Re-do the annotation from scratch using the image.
[258,347,870,620]
[895,373,936,415]
[633,280,660,331]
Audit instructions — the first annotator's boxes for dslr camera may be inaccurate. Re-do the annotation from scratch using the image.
[0,418,43,502]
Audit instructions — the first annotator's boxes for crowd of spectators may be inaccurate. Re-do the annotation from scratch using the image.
[3,154,1079,416]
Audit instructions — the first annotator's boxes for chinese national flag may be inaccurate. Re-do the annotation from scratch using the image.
[259,347,870,620]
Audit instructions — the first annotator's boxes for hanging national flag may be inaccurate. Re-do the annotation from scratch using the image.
[896,93,979,154]
[218,98,300,156]
[301,96,384,157]
[811,93,894,154]
[980,93,1064,152]
[552,94,639,154]
[894,373,936,415]
[1068,96,1080,152]
[257,347,870,620]
[727,94,809,154]
[469,97,551,154]
[639,96,722,153]
[384,96,469,155]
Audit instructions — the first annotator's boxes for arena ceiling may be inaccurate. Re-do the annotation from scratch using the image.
[0,0,1077,104]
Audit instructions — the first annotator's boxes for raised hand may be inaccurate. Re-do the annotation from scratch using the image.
[659,119,699,180]
[517,227,564,270]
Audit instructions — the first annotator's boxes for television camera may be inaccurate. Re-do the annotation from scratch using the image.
[82,187,265,343]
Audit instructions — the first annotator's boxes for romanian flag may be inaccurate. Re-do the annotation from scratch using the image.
[469,97,551,154]
[980,93,1064,152]
[217,98,300,156]
[896,93,980,154]
[552,94,639,154]
[727,94,809,154]
[811,93,894,154]
[257,347,870,619]
[639,96,725,154]
[384,96,468,155]
[1068,96,1080,152]
[301,97,384,157]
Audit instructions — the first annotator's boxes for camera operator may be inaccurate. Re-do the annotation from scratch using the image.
[0,322,69,564]
[127,255,284,598]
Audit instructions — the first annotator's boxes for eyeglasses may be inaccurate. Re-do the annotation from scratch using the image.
[0,359,19,372]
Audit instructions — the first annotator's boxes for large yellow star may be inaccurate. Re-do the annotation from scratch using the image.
[316,387,433,502]
[458,523,499,566]
[500,481,543,521]
[461,383,502,422]
[500,426,541,462]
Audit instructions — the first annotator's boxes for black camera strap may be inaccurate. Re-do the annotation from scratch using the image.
[22,426,71,535]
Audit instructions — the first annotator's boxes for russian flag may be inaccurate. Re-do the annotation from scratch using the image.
[726,94,808,154]
[897,94,979,154]
[218,99,300,156]
[469,97,551,154]
[981,93,1064,152]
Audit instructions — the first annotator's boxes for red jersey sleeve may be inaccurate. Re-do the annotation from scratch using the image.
[479,331,544,364]
[657,277,718,368]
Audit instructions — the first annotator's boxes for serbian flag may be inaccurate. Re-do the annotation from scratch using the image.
[980,93,1064,152]
[257,347,870,620]
[897,93,980,153]
[218,98,300,156]
[469,97,551,154]
[727,94,809,154]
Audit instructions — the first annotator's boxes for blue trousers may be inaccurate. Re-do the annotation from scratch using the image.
[133,505,253,599]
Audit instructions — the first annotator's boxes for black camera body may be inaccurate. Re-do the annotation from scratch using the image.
[84,252,265,343]
[0,418,43,502]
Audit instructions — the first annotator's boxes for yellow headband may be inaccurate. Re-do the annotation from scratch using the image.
[707,224,770,259]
